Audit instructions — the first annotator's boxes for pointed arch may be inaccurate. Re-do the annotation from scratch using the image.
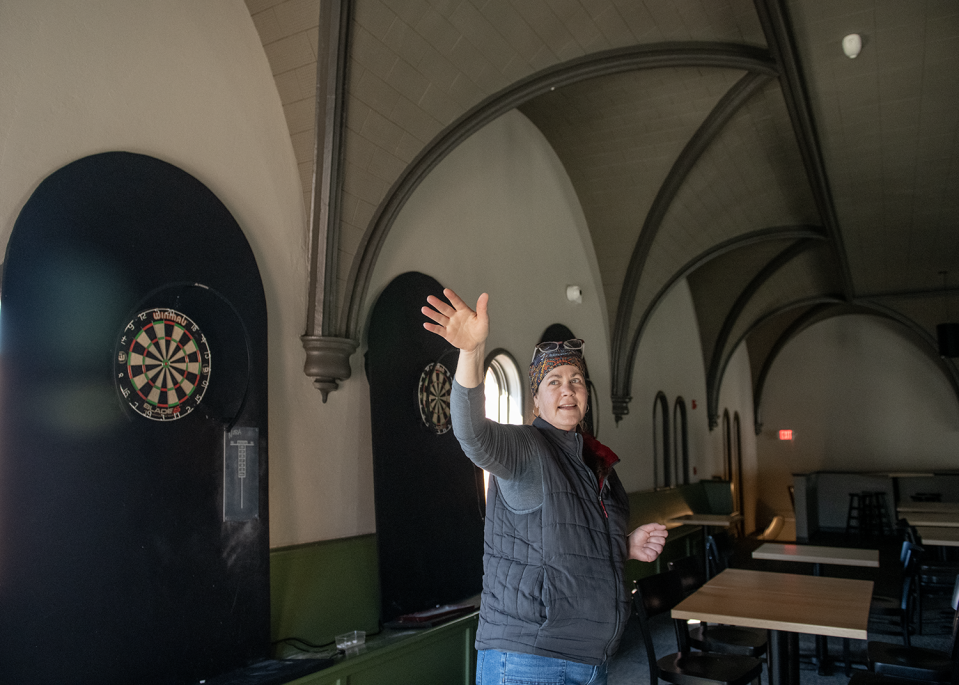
[653,391,671,488]
[343,43,778,341]
[705,237,824,427]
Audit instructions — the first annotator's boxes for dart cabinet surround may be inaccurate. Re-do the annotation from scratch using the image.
[0,152,269,684]
[367,272,485,622]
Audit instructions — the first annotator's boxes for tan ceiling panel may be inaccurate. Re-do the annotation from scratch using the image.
[687,238,799,358]
[727,245,842,354]
[521,66,746,327]
[786,0,959,297]
[624,79,821,344]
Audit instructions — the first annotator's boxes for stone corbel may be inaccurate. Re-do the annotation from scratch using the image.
[612,395,632,423]
[301,335,358,402]
[301,0,355,400]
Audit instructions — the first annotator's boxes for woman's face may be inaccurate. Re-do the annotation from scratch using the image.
[533,364,588,432]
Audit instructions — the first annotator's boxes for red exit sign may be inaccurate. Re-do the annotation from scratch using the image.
[779,429,793,441]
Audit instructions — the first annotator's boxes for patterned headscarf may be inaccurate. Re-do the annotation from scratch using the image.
[529,349,588,396]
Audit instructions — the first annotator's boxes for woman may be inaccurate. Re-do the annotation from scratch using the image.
[422,288,667,685]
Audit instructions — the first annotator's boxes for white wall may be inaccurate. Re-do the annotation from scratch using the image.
[716,343,759,531]
[0,0,337,547]
[0,1,759,547]
[612,282,758,530]
[757,314,959,518]
[365,108,613,450]
[614,281,711,491]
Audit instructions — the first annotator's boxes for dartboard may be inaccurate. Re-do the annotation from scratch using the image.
[418,362,452,434]
[115,308,211,421]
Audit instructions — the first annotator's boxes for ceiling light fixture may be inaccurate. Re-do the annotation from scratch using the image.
[842,33,862,59]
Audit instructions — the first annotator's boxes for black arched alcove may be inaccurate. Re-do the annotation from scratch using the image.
[0,152,269,684]
[367,272,484,622]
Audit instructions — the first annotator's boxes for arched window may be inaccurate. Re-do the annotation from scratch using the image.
[732,412,743,519]
[484,350,523,426]
[653,391,670,488]
[722,409,731,481]
[673,397,689,485]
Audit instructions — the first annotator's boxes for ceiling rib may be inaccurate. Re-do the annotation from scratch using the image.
[753,0,854,300]
[617,224,826,420]
[750,300,842,432]
[854,301,959,416]
[705,238,824,428]
[751,300,959,433]
[607,70,778,420]
[341,42,778,341]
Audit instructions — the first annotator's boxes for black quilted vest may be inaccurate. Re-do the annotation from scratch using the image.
[474,418,631,665]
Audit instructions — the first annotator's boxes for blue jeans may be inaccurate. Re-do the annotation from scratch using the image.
[476,649,607,685]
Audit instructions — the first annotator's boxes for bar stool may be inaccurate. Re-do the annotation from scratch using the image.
[862,491,894,539]
[873,492,894,538]
[845,492,863,542]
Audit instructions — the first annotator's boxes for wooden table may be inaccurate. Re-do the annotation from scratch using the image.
[752,543,879,572]
[751,542,879,674]
[916,525,959,547]
[666,513,743,578]
[672,568,873,685]
[896,501,959,514]
[903,512,959,527]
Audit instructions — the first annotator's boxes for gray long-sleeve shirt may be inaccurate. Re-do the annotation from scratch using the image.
[450,379,552,511]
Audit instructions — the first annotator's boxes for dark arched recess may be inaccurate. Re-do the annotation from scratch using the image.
[653,391,670,488]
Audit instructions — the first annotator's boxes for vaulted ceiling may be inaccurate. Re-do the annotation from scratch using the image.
[245,0,959,428]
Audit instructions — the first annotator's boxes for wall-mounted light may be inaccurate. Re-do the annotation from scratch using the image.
[566,285,582,303]
[842,33,862,59]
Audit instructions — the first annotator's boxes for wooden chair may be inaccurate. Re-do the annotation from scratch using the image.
[757,516,784,541]
[667,555,768,653]
[633,570,764,685]
[916,564,958,634]
[865,574,959,684]
[706,531,734,578]
[868,541,921,647]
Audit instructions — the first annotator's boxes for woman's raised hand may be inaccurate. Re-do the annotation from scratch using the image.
[422,288,489,352]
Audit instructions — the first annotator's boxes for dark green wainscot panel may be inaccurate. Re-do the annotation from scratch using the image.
[285,613,478,685]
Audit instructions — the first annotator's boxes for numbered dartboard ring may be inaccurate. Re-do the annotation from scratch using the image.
[115,308,211,421]
[418,362,452,434]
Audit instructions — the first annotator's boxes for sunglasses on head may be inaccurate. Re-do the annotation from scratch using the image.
[531,338,585,363]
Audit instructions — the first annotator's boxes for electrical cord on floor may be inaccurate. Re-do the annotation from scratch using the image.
[272,628,381,659]
[272,636,339,660]
[273,636,334,651]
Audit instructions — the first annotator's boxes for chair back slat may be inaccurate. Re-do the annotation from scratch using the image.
[636,570,687,618]
[707,531,733,577]
[633,570,693,684]
[667,555,706,596]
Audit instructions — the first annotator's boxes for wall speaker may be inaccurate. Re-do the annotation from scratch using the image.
[937,323,959,357]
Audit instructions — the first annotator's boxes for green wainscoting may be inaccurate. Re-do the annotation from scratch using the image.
[268,481,731,684]
[271,534,380,653]
[284,613,478,685]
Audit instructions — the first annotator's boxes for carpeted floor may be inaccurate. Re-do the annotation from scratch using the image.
[608,533,956,685]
